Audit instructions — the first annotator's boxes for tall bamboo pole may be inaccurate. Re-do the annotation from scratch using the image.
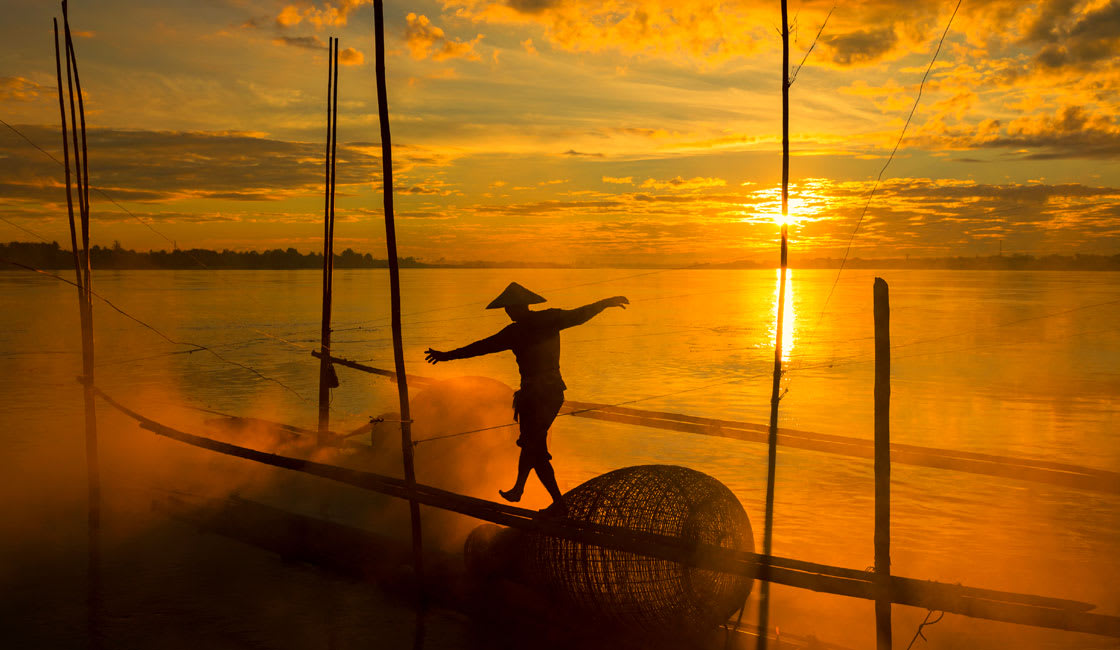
[63,0,99,537]
[53,19,80,295]
[374,0,424,582]
[757,1,790,647]
[874,278,893,650]
[65,12,91,293]
[61,3,100,646]
[318,37,338,445]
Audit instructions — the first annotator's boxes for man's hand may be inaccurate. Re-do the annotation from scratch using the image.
[424,348,451,364]
[607,295,629,309]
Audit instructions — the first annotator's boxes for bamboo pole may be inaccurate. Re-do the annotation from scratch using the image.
[373,0,424,583]
[61,3,101,646]
[318,37,339,445]
[757,1,790,646]
[874,278,892,650]
[52,19,80,295]
[65,12,92,293]
[63,0,99,538]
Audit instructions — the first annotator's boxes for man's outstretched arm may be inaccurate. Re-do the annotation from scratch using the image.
[425,327,513,364]
[554,295,629,330]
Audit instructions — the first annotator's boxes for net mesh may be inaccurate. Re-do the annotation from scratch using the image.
[522,464,753,637]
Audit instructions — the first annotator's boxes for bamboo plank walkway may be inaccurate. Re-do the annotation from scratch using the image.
[311,352,1120,495]
[93,385,1120,638]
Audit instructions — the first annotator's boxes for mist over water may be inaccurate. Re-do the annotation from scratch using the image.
[2,268,1118,649]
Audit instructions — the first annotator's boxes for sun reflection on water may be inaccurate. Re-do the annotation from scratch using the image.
[769,268,795,361]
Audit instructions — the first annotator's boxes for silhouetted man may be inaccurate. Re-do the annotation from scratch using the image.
[425,282,628,515]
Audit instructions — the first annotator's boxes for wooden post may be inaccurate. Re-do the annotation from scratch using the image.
[757,2,790,648]
[318,37,339,445]
[874,277,892,649]
[61,3,101,646]
[374,0,424,583]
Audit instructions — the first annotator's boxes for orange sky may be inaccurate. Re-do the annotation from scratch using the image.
[1,0,1118,265]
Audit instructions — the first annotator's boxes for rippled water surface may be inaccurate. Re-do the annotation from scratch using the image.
[2,268,1118,649]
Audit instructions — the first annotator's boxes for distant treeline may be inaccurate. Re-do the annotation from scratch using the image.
[0,241,432,270]
[0,241,569,270]
[2,241,1119,271]
[786,254,1120,271]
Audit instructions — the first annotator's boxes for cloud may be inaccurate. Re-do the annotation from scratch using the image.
[1026,0,1120,68]
[275,1,370,29]
[445,0,770,64]
[508,0,562,13]
[821,27,898,66]
[640,176,727,190]
[0,77,48,102]
[602,176,633,184]
[405,13,484,61]
[521,38,538,55]
[915,104,1120,159]
[272,35,326,49]
[338,47,365,65]
[0,125,460,208]
[276,5,304,27]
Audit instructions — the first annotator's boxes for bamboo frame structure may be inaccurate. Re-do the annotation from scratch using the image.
[89,386,1120,639]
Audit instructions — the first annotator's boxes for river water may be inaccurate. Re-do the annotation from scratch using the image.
[1,268,1118,649]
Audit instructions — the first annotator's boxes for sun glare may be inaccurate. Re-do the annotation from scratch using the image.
[774,197,809,228]
[737,182,828,228]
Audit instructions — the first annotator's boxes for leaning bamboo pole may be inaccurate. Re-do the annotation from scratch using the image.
[53,19,81,297]
[60,2,101,645]
[373,0,424,582]
[318,37,339,445]
[63,0,99,542]
[757,1,791,646]
[874,278,892,650]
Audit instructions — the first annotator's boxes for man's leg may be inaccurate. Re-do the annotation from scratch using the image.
[533,458,564,505]
[499,450,532,502]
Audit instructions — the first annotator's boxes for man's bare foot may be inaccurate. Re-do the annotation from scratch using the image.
[499,488,522,503]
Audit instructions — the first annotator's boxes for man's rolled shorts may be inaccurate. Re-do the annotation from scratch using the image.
[512,385,565,464]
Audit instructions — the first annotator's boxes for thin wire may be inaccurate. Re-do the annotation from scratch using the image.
[796,0,963,371]
[1,117,180,250]
[0,215,52,242]
[2,258,310,401]
[905,610,945,650]
[788,3,837,85]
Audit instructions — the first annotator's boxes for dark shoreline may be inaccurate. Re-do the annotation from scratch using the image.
[3,241,1119,271]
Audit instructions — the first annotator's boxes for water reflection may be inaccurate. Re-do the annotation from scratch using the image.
[768,268,795,361]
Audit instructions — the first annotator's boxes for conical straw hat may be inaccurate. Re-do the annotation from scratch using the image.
[486,282,546,309]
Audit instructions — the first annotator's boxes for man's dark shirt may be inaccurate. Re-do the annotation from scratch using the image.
[448,305,606,391]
